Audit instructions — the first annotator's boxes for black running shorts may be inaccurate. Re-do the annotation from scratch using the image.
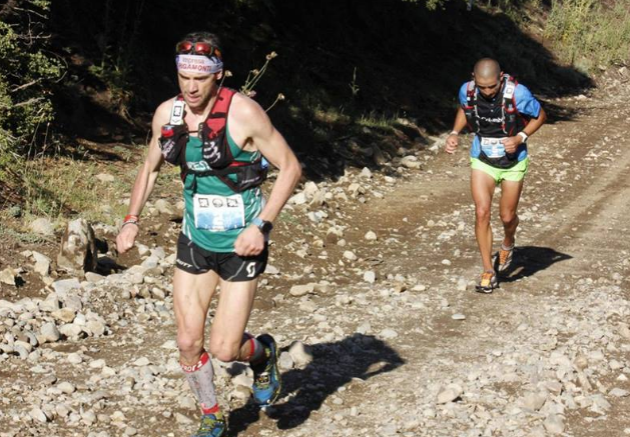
[175,233,268,282]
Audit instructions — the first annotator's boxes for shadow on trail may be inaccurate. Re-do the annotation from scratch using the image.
[497,246,572,283]
[95,256,128,275]
[227,333,405,436]
[539,100,582,124]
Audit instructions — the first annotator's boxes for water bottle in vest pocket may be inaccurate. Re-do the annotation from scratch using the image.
[159,124,189,165]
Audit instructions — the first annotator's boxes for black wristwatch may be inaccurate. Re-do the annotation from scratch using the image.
[251,217,273,234]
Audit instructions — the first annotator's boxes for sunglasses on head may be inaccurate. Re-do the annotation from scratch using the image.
[176,41,222,58]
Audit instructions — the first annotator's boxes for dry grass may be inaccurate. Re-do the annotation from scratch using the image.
[544,0,630,72]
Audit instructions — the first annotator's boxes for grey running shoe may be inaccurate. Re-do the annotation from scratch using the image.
[476,270,498,293]
[497,245,514,272]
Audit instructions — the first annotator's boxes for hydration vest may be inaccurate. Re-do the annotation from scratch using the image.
[158,87,268,193]
[463,74,528,137]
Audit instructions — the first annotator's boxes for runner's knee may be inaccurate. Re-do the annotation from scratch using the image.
[500,211,518,225]
[208,339,240,362]
[177,331,204,358]
[475,205,491,222]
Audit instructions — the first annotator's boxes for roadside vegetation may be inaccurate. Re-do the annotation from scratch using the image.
[544,0,630,73]
[1,1,61,207]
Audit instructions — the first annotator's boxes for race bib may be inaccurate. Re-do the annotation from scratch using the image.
[480,137,507,158]
[193,193,245,232]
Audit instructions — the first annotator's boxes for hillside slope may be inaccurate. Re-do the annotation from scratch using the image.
[49,0,591,177]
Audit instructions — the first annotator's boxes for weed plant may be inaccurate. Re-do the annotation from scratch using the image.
[237,51,286,112]
[544,0,630,72]
[357,111,401,132]
[0,221,52,245]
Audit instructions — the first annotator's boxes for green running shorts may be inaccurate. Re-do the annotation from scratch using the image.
[471,157,529,184]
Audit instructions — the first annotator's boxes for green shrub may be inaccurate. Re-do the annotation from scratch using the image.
[545,0,630,72]
[0,1,63,207]
[0,2,62,156]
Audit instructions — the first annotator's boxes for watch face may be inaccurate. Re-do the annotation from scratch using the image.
[261,221,273,233]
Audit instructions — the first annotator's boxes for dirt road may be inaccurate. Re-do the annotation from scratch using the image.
[1,75,630,437]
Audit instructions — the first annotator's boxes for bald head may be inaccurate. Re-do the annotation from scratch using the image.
[472,58,503,98]
[473,58,501,80]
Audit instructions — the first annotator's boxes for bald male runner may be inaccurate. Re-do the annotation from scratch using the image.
[445,58,547,292]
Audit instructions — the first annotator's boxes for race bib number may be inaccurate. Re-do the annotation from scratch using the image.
[193,193,245,232]
[480,137,507,158]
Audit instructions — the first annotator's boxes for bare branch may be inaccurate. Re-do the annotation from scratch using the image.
[10,79,42,93]
[16,33,53,41]
[13,6,48,20]
[13,97,45,108]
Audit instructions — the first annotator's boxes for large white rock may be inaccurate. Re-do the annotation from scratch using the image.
[343,251,358,261]
[96,173,115,183]
[289,192,307,205]
[39,293,60,312]
[40,322,60,343]
[400,155,422,169]
[57,218,98,272]
[288,341,313,368]
[31,251,51,276]
[278,351,294,370]
[58,323,83,338]
[29,407,49,423]
[0,268,17,286]
[175,413,193,424]
[360,167,373,179]
[364,231,377,241]
[155,199,175,215]
[520,392,547,411]
[303,181,319,199]
[379,329,399,340]
[29,217,55,237]
[437,384,463,404]
[52,278,81,296]
[290,284,315,297]
[543,414,565,434]
[57,381,76,394]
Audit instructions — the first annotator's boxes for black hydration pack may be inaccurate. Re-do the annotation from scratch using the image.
[158,87,267,193]
[463,74,529,168]
[463,74,529,137]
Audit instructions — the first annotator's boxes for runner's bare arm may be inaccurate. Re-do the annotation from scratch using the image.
[446,107,468,154]
[116,102,170,253]
[502,106,548,152]
[522,106,547,137]
[231,94,302,256]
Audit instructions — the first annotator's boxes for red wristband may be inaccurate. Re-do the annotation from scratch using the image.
[122,214,139,229]
[124,214,139,224]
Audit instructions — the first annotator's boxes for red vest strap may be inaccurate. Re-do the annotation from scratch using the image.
[212,87,236,114]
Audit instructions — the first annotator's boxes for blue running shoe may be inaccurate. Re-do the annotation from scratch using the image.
[251,334,282,407]
[192,412,225,437]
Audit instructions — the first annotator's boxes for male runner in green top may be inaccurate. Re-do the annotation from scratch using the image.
[116,31,301,436]
[445,58,546,293]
